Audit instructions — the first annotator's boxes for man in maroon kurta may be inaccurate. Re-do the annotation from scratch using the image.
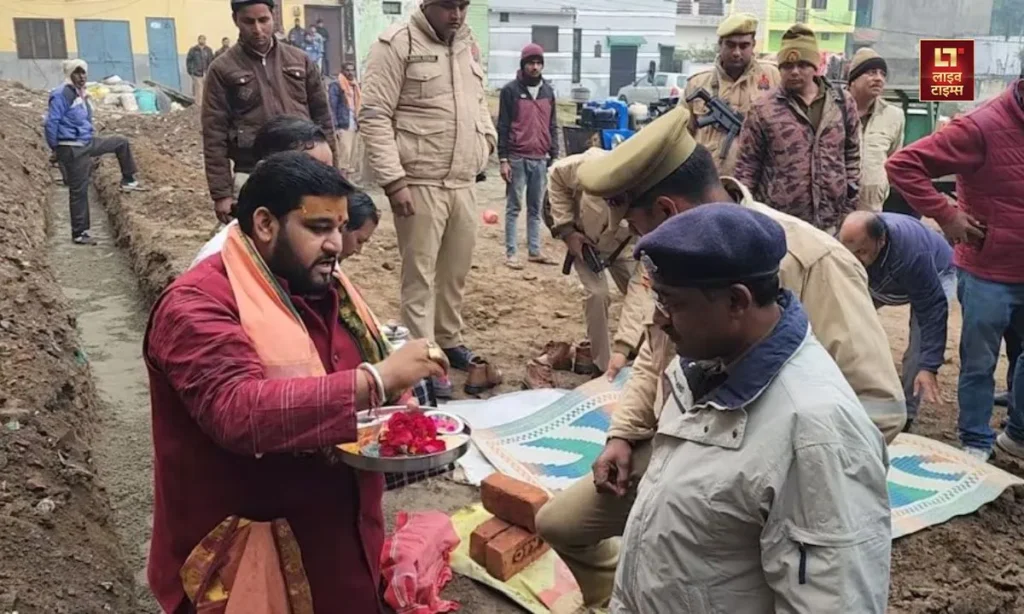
[144,152,443,612]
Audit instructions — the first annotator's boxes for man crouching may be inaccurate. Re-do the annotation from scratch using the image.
[611,204,891,613]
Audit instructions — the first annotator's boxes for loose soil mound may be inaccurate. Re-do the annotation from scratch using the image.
[0,82,133,612]
[91,102,1024,612]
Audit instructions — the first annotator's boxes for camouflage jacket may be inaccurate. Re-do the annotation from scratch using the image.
[733,79,861,231]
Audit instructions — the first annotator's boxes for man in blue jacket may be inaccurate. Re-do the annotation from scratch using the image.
[839,210,955,430]
[45,59,141,245]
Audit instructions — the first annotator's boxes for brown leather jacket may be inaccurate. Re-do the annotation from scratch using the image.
[202,41,334,200]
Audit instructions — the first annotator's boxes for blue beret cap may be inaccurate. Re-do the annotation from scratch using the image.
[635,203,787,288]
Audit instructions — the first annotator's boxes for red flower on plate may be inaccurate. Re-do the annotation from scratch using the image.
[379,411,446,456]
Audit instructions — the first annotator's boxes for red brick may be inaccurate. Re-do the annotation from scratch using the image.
[480,474,549,533]
[484,525,550,581]
[469,517,511,566]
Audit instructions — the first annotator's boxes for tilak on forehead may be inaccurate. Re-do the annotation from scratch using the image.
[298,194,349,223]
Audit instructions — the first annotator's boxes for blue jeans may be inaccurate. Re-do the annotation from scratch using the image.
[505,158,547,258]
[956,269,1024,450]
[903,269,957,421]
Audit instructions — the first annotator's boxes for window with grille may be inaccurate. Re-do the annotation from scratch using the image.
[677,0,693,14]
[382,2,401,15]
[13,18,68,60]
[499,12,509,22]
[697,0,725,16]
[532,26,559,53]
[811,0,828,9]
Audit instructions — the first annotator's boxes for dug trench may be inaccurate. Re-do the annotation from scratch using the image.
[2,77,1023,612]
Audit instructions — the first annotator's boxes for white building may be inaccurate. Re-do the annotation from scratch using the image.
[674,0,727,58]
[488,0,679,100]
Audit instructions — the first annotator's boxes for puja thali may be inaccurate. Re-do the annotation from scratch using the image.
[336,406,471,473]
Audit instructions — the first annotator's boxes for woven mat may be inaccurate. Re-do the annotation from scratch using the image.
[467,371,1023,539]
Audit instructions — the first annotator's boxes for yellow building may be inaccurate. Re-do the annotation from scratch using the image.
[0,0,357,94]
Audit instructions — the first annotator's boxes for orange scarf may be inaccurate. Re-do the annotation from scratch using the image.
[339,75,361,116]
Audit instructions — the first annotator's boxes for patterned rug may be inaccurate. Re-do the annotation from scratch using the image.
[887,433,1023,538]
[469,369,631,493]
[468,370,1024,539]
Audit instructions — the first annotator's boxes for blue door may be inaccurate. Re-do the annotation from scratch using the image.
[146,18,181,90]
[74,20,135,82]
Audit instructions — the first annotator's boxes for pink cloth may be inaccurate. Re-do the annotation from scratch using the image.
[381,512,461,614]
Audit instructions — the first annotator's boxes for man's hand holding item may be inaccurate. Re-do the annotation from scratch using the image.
[377,339,449,395]
[592,437,633,497]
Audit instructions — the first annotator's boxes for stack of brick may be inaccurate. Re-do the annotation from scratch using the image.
[469,473,551,581]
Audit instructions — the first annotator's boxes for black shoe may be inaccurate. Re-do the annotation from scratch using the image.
[442,345,477,372]
[995,391,1010,407]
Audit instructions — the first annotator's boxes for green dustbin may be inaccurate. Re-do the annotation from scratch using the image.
[882,87,939,146]
[881,88,949,216]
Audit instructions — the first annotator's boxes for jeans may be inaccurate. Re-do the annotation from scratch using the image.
[955,269,1024,450]
[1005,328,1021,412]
[902,269,957,421]
[505,157,547,258]
[56,135,137,237]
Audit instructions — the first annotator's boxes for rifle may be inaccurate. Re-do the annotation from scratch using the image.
[561,237,631,276]
[685,87,744,161]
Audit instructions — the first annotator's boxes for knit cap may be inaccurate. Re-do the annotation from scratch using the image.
[521,43,544,66]
[848,47,888,82]
[777,24,819,66]
[63,59,88,79]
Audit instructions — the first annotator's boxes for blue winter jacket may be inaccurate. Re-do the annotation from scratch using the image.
[45,84,93,149]
[328,81,351,130]
[866,212,955,373]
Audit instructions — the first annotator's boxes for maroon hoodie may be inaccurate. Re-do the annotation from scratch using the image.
[497,63,558,160]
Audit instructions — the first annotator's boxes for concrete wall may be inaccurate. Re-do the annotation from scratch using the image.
[0,0,237,93]
[0,0,493,95]
[868,0,995,85]
[353,0,490,73]
[675,24,719,52]
[488,1,677,99]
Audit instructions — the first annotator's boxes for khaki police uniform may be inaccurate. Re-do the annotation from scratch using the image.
[858,96,905,211]
[359,9,496,347]
[547,148,652,371]
[534,106,906,608]
[682,13,780,176]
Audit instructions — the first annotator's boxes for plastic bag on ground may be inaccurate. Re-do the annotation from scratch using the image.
[381,511,461,614]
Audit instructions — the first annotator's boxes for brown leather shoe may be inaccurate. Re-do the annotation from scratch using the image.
[523,359,556,389]
[544,341,573,372]
[464,357,504,395]
[573,341,597,375]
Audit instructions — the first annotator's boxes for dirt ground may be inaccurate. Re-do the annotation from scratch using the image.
[3,78,1023,613]
[0,84,134,612]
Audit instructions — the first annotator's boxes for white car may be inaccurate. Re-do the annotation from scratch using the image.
[616,72,688,105]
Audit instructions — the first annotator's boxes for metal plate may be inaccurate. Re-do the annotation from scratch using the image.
[337,406,472,474]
